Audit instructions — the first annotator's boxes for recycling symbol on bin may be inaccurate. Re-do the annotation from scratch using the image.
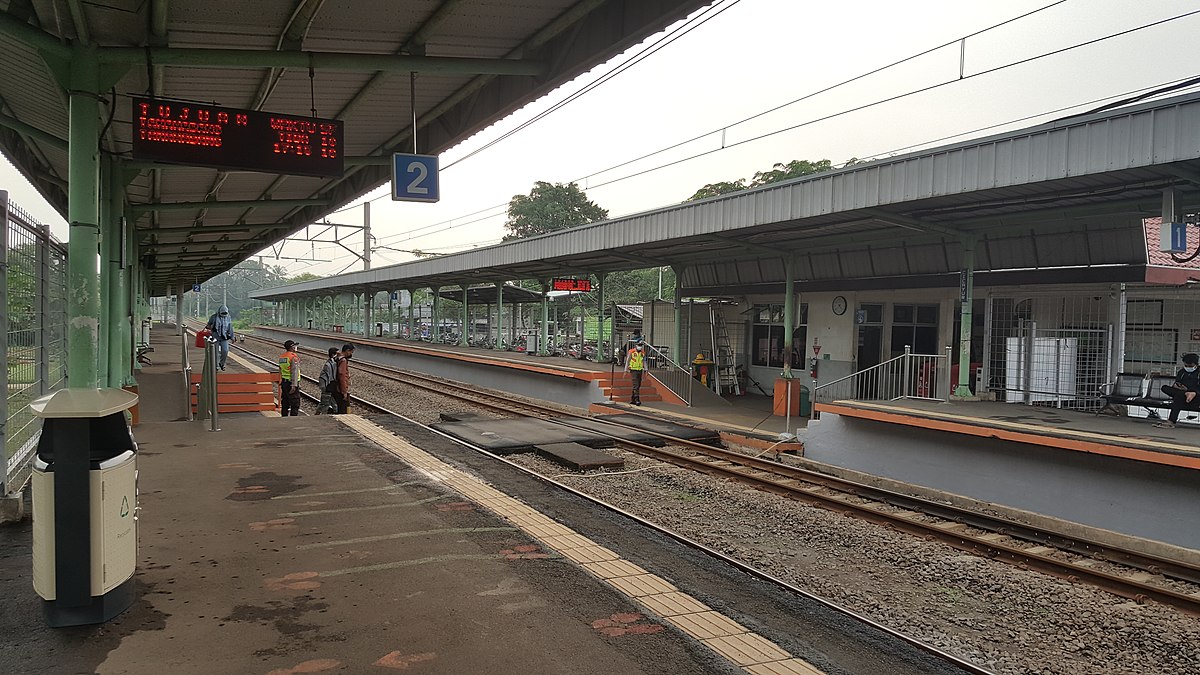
[120,496,130,518]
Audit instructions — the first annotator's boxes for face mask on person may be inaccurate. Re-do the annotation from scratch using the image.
[1186,366,1197,373]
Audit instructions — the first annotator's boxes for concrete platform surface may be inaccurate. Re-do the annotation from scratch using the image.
[0,413,731,674]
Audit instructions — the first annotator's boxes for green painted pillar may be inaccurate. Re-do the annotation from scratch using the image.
[406,290,415,338]
[955,236,976,398]
[673,267,684,365]
[121,183,136,385]
[106,158,130,387]
[781,258,795,380]
[495,283,505,350]
[461,285,469,345]
[97,156,112,382]
[431,286,441,340]
[67,51,102,389]
[595,273,606,363]
[539,280,549,356]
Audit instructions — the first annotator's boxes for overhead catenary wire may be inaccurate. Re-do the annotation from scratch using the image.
[274,6,1200,271]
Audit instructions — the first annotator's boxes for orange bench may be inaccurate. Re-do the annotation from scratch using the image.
[190,371,280,414]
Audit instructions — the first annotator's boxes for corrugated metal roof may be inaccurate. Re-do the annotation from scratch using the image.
[251,91,1200,300]
[0,0,714,293]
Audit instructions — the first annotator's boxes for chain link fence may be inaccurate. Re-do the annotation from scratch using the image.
[3,191,67,496]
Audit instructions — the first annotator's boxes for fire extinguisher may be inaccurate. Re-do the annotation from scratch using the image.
[809,356,819,380]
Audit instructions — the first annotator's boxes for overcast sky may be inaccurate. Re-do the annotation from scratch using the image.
[4,0,1198,278]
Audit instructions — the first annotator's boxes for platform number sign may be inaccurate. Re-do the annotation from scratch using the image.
[392,153,440,203]
[1161,222,1187,253]
[192,284,201,293]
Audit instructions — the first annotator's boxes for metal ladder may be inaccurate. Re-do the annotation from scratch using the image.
[711,307,741,395]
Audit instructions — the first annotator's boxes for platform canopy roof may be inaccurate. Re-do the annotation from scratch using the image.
[0,0,713,294]
[253,91,1200,302]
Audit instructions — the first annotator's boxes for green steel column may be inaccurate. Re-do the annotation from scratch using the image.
[539,280,549,356]
[431,286,440,340]
[495,283,504,350]
[782,258,795,379]
[461,285,469,345]
[97,156,112,382]
[67,51,102,389]
[673,267,684,364]
[388,291,395,335]
[955,236,976,398]
[406,290,415,338]
[595,273,606,363]
[107,159,130,386]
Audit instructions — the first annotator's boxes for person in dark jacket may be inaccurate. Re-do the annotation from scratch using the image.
[333,344,355,414]
[1155,352,1200,428]
[205,305,234,370]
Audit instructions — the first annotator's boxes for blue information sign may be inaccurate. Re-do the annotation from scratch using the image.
[1161,222,1187,253]
[192,283,202,293]
[391,153,440,203]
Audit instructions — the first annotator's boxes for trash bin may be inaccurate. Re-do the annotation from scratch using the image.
[30,388,139,627]
[376,322,384,337]
[798,384,811,417]
[526,333,539,355]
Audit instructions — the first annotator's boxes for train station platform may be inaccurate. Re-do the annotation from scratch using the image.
[0,326,834,674]
[807,399,1200,550]
[252,325,801,440]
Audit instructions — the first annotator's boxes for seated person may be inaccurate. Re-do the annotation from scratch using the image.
[1154,352,1200,428]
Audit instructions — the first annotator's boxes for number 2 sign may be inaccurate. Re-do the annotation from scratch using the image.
[391,153,440,203]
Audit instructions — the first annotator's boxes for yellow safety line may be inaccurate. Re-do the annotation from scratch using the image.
[338,415,827,675]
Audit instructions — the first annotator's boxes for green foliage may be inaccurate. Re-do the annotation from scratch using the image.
[686,180,748,201]
[601,267,675,303]
[196,259,290,321]
[503,181,608,241]
[288,272,322,283]
[686,158,860,202]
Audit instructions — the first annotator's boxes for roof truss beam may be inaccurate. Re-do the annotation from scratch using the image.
[130,198,329,214]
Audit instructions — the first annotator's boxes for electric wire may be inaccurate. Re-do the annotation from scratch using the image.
[275,7,1200,269]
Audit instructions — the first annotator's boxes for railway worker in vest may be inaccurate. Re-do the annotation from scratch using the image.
[205,305,234,371]
[278,340,302,416]
[625,337,646,406]
[1155,352,1200,428]
[333,343,355,414]
[316,347,339,415]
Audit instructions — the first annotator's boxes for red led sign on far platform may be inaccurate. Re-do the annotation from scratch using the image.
[131,98,344,178]
[551,278,592,292]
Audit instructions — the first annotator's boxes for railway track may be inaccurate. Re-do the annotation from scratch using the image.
[234,331,1200,617]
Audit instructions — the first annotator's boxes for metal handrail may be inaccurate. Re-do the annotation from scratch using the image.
[641,343,694,406]
[813,346,952,413]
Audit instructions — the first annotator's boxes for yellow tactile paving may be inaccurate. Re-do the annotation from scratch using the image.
[745,659,827,675]
[637,591,710,617]
[704,634,792,667]
[558,545,622,564]
[605,574,678,597]
[580,559,647,579]
[337,416,827,675]
[665,611,748,640]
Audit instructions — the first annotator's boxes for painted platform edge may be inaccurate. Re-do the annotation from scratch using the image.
[813,402,1200,471]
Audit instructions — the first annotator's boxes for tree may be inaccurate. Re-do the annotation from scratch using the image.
[288,272,322,283]
[503,181,607,241]
[685,158,858,202]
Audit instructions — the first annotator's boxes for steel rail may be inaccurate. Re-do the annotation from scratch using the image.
[236,332,1200,615]
[225,337,992,675]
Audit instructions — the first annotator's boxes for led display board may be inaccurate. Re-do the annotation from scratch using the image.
[551,277,592,292]
[131,97,344,177]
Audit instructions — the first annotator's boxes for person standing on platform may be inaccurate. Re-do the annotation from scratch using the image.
[333,343,355,414]
[1155,352,1200,428]
[316,347,339,415]
[205,305,234,371]
[624,337,646,406]
[278,340,302,417]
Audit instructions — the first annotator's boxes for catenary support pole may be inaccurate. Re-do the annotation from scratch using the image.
[955,236,976,398]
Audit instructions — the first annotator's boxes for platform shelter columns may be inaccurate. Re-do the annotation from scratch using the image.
[673,266,684,364]
[66,50,103,388]
[955,236,976,398]
[431,286,441,341]
[595,273,606,363]
[106,156,133,387]
[364,289,375,338]
[495,282,505,350]
[782,258,796,380]
[539,280,549,356]
[461,286,469,346]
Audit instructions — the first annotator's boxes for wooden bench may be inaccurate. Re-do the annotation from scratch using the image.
[190,371,280,414]
[1097,373,1200,421]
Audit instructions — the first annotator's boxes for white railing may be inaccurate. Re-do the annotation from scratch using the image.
[641,343,694,406]
[813,346,952,414]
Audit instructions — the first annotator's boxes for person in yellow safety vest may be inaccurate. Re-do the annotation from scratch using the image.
[624,337,646,406]
[278,340,302,417]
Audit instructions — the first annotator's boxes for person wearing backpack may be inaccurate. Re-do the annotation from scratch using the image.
[205,305,234,371]
[316,347,339,415]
